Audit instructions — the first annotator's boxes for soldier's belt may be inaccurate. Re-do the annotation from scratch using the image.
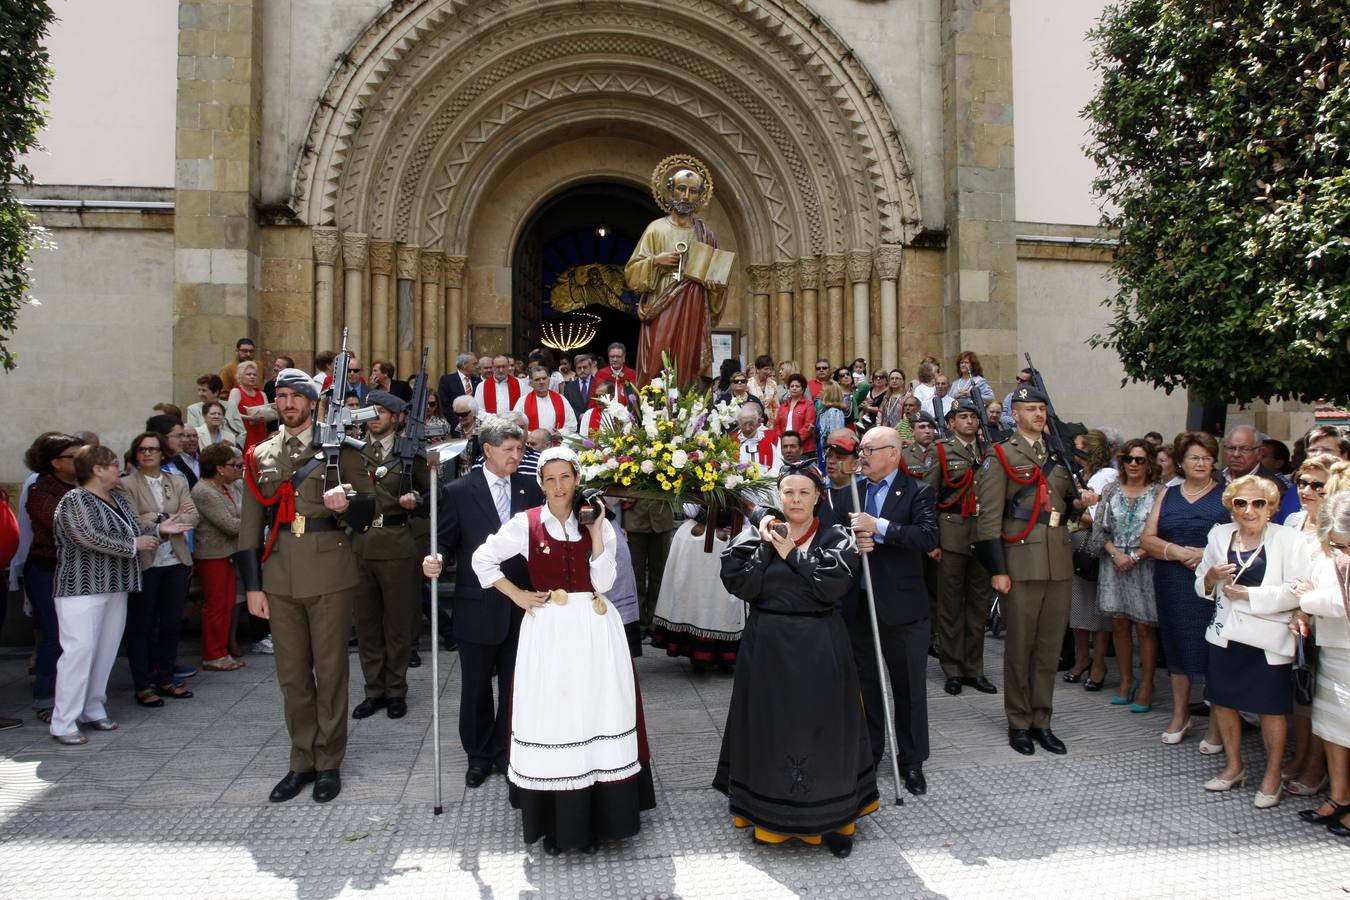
[1006,508,1064,528]
[285,515,340,535]
[369,513,409,528]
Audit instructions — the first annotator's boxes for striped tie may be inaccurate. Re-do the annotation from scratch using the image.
[493,478,511,525]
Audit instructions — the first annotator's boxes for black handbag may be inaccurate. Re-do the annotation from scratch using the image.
[1293,634,1316,707]
[1071,527,1100,582]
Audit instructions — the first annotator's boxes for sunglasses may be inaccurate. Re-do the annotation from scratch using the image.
[1231,498,1269,511]
[731,378,747,384]
[348,367,362,373]
[815,365,829,371]
[1124,455,1149,465]
[1296,477,1326,493]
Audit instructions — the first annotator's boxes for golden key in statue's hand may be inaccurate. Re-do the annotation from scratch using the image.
[674,240,688,282]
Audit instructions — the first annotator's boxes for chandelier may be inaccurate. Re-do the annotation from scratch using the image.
[541,316,597,353]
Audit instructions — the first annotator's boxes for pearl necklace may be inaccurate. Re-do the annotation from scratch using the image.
[1180,480,1211,500]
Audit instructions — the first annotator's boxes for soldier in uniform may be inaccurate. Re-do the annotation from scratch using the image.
[924,398,997,696]
[351,390,430,721]
[973,386,1098,756]
[239,369,375,803]
[901,412,937,474]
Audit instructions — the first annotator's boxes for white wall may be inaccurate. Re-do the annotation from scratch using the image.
[22,0,178,188]
[1010,0,1110,226]
[0,228,175,483]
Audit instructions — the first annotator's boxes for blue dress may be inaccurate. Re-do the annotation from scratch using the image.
[1204,549,1292,715]
[1153,483,1230,677]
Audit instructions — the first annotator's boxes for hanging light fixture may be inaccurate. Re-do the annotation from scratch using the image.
[541,316,597,353]
[595,219,609,238]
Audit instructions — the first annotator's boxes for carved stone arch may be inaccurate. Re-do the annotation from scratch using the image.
[291,0,922,251]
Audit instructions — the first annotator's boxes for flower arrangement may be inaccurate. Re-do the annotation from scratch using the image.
[569,354,775,508]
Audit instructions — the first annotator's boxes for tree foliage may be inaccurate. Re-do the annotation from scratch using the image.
[0,0,55,372]
[1084,0,1350,405]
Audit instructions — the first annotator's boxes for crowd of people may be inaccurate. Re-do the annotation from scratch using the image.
[4,337,1350,855]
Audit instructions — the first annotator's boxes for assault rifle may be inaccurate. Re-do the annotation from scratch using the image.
[1023,353,1087,491]
[315,327,377,492]
[971,386,996,450]
[394,347,431,483]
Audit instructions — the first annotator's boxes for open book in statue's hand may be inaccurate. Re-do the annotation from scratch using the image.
[681,241,735,287]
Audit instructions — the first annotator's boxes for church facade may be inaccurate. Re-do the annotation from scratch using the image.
[11,0,1299,482]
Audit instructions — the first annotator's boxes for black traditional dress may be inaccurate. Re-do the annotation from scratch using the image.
[714,521,878,846]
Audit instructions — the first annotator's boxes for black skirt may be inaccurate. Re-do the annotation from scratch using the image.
[1204,640,1292,716]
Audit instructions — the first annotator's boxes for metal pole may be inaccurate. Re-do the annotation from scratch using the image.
[847,477,905,806]
[424,439,468,817]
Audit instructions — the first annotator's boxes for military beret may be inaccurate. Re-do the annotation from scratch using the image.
[1009,385,1048,405]
[274,367,319,401]
[916,411,938,426]
[365,390,406,414]
[946,398,982,418]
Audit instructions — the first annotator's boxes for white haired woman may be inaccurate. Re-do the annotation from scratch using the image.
[1195,474,1313,807]
[430,446,654,852]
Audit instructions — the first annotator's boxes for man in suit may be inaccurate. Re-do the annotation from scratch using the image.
[832,425,939,796]
[351,391,429,721]
[426,415,542,786]
[563,352,598,419]
[239,369,376,804]
[973,385,1096,757]
[438,352,480,417]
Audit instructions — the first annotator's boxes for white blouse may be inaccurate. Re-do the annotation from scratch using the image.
[472,506,617,594]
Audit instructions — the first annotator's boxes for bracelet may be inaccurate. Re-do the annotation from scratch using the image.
[1162,542,1170,561]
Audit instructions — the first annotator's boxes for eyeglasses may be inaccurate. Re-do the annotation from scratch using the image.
[1223,445,1257,454]
[1296,477,1327,493]
[858,444,898,457]
[1124,456,1149,465]
[136,447,161,454]
[221,462,242,470]
[1183,456,1214,465]
[1231,498,1269,511]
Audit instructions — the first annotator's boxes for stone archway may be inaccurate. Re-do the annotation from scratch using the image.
[291,0,921,377]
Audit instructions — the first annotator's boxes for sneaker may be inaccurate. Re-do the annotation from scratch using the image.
[173,664,198,679]
[252,636,275,655]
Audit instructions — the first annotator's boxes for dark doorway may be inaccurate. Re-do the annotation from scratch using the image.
[511,182,657,365]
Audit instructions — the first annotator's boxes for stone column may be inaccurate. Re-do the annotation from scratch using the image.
[368,240,394,364]
[823,253,846,366]
[341,232,368,359]
[395,245,420,379]
[312,227,340,354]
[172,0,263,402]
[798,257,820,369]
[443,255,468,373]
[746,264,772,361]
[420,251,444,376]
[772,260,796,365]
[874,245,903,369]
[941,0,1019,382]
[847,249,873,363]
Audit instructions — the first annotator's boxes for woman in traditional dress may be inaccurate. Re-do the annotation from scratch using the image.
[470,446,655,852]
[715,469,877,858]
[651,505,743,670]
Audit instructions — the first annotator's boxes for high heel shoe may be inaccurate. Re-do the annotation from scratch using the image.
[1198,738,1225,755]
[1082,673,1105,692]
[1254,786,1282,809]
[1110,684,1138,706]
[1286,775,1329,797]
[1298,801,1350,825]
[1062,667,1087,684]
[1203,770,1247,792]
[1160,718,1192,744]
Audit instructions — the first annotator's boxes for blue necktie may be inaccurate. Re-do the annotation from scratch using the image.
[865,480,883,518]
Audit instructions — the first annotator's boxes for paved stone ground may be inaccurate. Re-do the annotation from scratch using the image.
[0,627,1346,899]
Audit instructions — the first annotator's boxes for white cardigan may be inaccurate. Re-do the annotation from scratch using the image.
[1298,552,1350,650]
[1194,522,1312,664]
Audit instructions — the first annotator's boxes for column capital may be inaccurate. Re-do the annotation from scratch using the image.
[746,264,772,294]
[419,249,444,283]
[443,255,468,288]
[873,244,903,280]
[313,226,341,266]
[846,249,873,284]
[797,256,821,290]
[771,259,796,293]
[367,239,395,275]
[823,253,847,288]
[341,232,369,270]
[396,245,421,281]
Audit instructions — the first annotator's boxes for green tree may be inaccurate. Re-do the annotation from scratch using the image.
[0,0,55,371]
[1084,0,1350,405]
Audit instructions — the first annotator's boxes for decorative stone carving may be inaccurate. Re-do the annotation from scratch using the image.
[367,239,395,275]
[419,250,443,283]
[442,255,468,287]
[797,256,821,291]
[846,249,873,284]
[312,226,341,266]
[823,253,847,288]
[746,264,772,295]
[874,244,903,280]
[396,245,420,281]
[341,232,369,270]
[772,260,796,294]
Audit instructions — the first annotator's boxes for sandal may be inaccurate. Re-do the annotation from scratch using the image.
[136,689,165,708]
[201,657,245,672]
[34,708,52,724]
[154,683,194,700]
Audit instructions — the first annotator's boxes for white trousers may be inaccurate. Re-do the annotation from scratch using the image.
[51,592,128,737]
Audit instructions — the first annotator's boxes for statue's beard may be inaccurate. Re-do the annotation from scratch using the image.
[670,199,698,216]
